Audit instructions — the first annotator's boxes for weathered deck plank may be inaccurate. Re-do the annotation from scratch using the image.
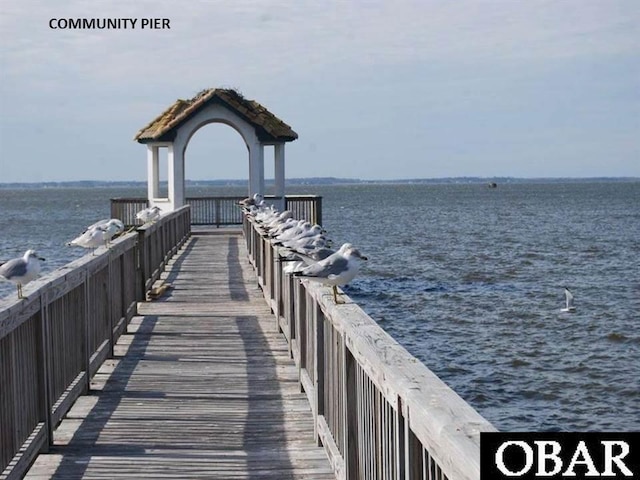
[25,231,334,479]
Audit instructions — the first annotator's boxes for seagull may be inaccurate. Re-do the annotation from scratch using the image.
[239,193,265,211]
[67,226,109,253]
[136,206,161,224]
[0,249,46,298]
[87,219,125,246]
[67,219,124,253]
[561,287,576,313]
[292,243,368,304]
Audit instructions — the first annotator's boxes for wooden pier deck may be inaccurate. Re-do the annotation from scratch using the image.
[24,230,334,479]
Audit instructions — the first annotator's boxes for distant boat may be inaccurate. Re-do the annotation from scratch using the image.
[561,287,576,313]
[488,182,497,188]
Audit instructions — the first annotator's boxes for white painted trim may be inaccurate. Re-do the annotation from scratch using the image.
[147,145,159,200]
[274,143,285,210]
[144,101,284,208]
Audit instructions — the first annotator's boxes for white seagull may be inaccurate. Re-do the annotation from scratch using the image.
[0,249,46,298]
[293,243,368,304]
[67,219,124,253]
[136,206,161,224]
[561,287,576,313]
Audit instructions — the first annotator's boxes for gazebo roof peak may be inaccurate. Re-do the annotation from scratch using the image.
[134,88,298,143]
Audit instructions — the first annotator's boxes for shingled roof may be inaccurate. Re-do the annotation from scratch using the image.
[134,88,298,143]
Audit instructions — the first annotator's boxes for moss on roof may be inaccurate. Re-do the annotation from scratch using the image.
[134,88,298,143]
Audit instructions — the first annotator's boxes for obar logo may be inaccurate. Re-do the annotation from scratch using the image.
[481,433,639,479]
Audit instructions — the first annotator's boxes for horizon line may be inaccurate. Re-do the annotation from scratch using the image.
[1,175,639,185]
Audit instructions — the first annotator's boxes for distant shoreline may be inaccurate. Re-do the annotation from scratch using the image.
[0,176,638,189]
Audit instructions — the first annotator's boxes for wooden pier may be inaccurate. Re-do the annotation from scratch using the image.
[2,205,496,480]
[22,230,334,479]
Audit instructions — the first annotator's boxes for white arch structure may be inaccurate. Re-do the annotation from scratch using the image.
[134,89,297,211]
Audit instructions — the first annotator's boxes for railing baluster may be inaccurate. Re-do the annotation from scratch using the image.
[111,195,323,226]
[241,210,496,480]
[38,300,52,452]
[0,206,191,478]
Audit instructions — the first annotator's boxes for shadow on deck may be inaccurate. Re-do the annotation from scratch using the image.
[25,232,334,479]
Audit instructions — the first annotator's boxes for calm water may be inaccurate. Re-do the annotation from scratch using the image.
[1,182,639,431]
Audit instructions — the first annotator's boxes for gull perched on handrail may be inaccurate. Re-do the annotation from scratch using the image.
[67,218,125,253]
[136,206,161,224]
[0,249,46,298]
[293,243,368,304]
[239,193,265,209]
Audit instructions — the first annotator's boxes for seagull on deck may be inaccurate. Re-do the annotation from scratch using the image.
[292,243,368,304]
[561,287,576,313]
[0,249,46,299]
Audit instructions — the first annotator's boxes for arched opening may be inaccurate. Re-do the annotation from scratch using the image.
[183,122,249,197]
[136,88,297,211]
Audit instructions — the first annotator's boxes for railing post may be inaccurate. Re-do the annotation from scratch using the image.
[314,303,325,446]
[119,253,127,334]
[107,254,114,359]
[296,279,306,392]
[83,273,91,392]
[38,298,52,452]
[397,398,407,480]
[344,346,359,480]
[137,230,147,297]
[316,196,323,225]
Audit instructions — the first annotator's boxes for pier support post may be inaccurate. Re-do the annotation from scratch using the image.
[249,143,264,198]
[147,145,160,200]
[167,144,185,209]
[274,143,285,211]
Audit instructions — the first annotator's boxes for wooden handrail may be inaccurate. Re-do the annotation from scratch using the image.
[0,206,191,478]
[110,196,322,226]
[243,214,497,480]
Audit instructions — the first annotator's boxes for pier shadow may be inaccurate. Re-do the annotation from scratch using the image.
[160,236,200,285]
[228,236,249,301]
[38,232,303,478]
[236,315,295,478]
[48,314,160,478]
[227,233,295,477]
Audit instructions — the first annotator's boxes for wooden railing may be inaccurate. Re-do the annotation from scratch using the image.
[243,215,497,480]
[0,206,191,479]
[111,195,322,227]
[111,197,149,226]
[188,196,246,225]
[282,195,322,226]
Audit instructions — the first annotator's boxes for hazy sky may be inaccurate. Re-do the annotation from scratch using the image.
[1,0,638,182]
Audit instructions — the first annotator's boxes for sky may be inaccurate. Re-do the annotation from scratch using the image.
[0,0,638,183]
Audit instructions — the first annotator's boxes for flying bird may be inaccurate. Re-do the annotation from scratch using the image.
[561,287,576,313]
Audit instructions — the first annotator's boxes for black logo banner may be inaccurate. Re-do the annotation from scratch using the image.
[481,432,639,479]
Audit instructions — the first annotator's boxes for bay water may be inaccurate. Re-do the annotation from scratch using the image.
[1,181,638,431]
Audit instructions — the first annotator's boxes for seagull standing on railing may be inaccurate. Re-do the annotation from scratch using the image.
[293,243,368,304]
[136,206,161,224]
[0,249,46,299]
[67,219,125,253]
[88,219,125,246]
[240,193,265,208]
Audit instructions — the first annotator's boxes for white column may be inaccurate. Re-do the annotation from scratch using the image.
[167,143,185,210]
[274,143,285,210]
[147,145,159,200]
[248,143,264,197]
